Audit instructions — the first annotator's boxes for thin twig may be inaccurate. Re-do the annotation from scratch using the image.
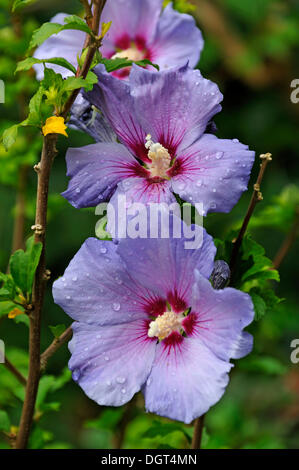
[229,153,272,279]
[191,414,205,449]
[40,326,73,372]
[273,209,299,270]
[4,356,27,387]
[15,2,107,449]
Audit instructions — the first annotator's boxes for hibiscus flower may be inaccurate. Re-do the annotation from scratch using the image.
[53,219,254,423]
[62,64,255,216]
[33,0,203,80]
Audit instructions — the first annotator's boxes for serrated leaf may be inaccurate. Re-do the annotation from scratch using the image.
[16,57,76,75]
[100,57,159,73]
[9,236,42,296]
[250,292,267,320]
[49,324,66,339]
[28,17,93,52]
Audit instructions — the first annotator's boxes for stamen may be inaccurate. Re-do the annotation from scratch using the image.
[145,134,171,179]
[111,47,145,62]
[148,310,183,341]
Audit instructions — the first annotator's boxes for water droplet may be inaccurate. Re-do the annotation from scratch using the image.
[113,302,120,311]
[100,247,107,254]
[76,188,81,193]
[215,152,223,160]
[105,356,109,361]
[121,388,126,394]
[116,377,126,384]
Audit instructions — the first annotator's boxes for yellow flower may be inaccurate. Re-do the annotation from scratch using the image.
[8,308,23,319]
[42,116,68,137]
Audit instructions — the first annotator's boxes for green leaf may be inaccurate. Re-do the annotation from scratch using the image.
[239,355,287,375]
[28,17,93,52]
[16,57,77,75]
[215,233,281,320]
[0,301,17,318]
[36,369,71,409]
[49,324,66,339]
[12,0,37,12]
[1,124,19,151]
[9,235,42,296]
[142,421,191,443]
[0,411,10,432]
[249,184,299,233]
[0,274,16,302]
[100,57,159,73]
[28,23,63,51]
[250,292,267,320]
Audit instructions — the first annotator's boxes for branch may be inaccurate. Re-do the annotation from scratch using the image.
[62,0,107,118]
[16,1,107,449]
[4,355,27,387]
[229,153,272,278]
[40,326,73,372]
[273,209,299,270]
[191,414,205,449]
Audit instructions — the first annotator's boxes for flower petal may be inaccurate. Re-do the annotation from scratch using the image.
[191,271,254,361]
[33,13,84,79]
[52,238,153,326]
[129,64,223,153]
[144,336,232,423]
[69,94,117,143]
[150,4,203,69]
[116,211,216,303]
[62,142,140,208]
[69,320,156,406]
[171,134,255,215]
[86,66,149,162]
[101,0,162,53]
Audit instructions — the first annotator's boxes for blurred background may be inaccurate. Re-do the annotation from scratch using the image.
[0,0,298,449]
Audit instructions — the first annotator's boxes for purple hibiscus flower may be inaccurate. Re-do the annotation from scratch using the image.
[62,64,255,216]
[33,0,203,80]
[53,222,254,423]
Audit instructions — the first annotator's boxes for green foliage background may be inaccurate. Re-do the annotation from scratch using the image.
[0,0,298,449]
